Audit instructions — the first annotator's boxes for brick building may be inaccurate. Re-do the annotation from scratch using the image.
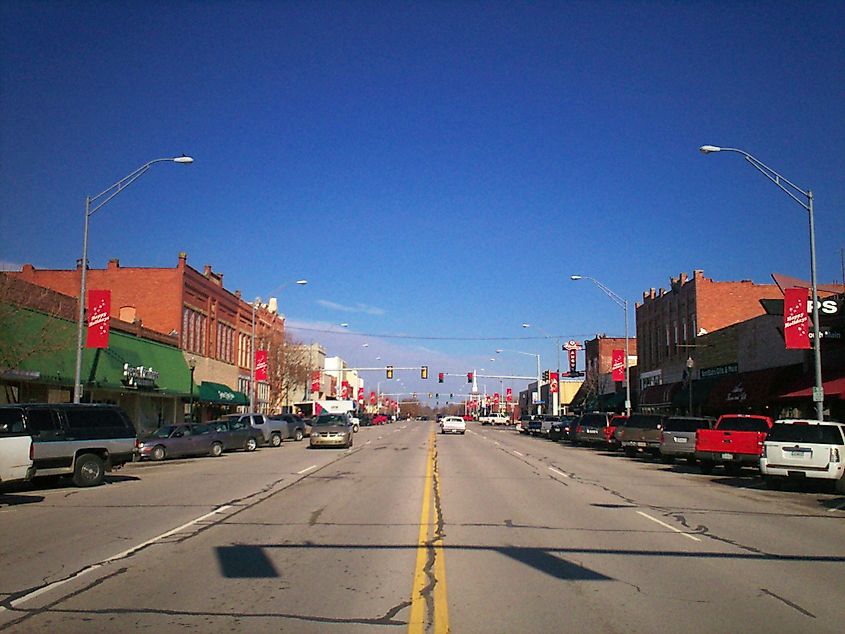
[581,334,638,411]
[635,269,784,413]
[10,252,285,415]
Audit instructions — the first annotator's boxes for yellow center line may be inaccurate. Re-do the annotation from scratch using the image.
[408,429,449,633]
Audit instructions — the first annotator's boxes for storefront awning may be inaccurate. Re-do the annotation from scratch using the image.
[780,375,845,400]
[639,382,681,407]
[197,381,248,405]
[707,365,802,411]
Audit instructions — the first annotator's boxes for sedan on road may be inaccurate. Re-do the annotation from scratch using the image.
[310,414,354,449]
[138,424,224,461]
[208,419,263,452]
[440,416,466,435]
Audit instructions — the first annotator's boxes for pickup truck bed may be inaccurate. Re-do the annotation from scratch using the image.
[695,414,773,474]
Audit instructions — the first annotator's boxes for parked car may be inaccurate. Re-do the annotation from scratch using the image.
[527,417,544,436]
[310,413,354,448]
[0,403,137,487]
[573,412,613,446]
[372,414,388,425]
[695,414,774,475]
[139,424,225,461]
[268,414,307,441]
[539,415,560,437]
[659,416,716,463]
[222,413,279,447]
[618,413,668,458]
[480,413,509,426]
[549,415,577,441]
[440,416,466,435]
[0,409,34,485]
[760,419,845,492]
[605,415,628,449]
[207,419,263,452]
[358,413,374,427]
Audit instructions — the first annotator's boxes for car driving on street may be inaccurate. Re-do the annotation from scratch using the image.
[309,413,354,449]
[440,416,466,435]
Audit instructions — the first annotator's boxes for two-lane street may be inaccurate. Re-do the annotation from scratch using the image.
[2,422,844,633]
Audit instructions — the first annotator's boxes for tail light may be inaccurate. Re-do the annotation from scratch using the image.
[660,432,665,443]
[576,426,583,433]
[831,448,841,463]
[760,444,768,458]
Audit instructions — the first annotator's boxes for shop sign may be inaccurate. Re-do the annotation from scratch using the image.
[700,363,738,379]
[123,363,159,388]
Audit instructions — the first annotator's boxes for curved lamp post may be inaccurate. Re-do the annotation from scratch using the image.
[570,275,631,416]
[251,279,308,411]
[496,348,542,415]
[700,145,823,421]
[73,156,193,403]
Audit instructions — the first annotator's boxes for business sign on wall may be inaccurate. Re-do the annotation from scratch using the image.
[700,363,739,379]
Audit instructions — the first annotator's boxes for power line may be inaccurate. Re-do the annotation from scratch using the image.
[285,325,604,342]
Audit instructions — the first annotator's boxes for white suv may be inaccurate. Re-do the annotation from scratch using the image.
[0,411,34,485]
[760,419,845,492]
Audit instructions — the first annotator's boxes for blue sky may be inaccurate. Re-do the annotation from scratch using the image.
[2,1,844,400]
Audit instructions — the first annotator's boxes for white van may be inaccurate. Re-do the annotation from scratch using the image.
[0,409,35,485]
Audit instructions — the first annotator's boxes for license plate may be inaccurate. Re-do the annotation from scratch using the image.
[789,451,806,458]
[587,429,597,434]
[721,453,734,460]
[637,442,647,447]
[674,437,687,443]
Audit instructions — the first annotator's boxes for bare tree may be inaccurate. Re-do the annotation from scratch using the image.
[264,329,312,412]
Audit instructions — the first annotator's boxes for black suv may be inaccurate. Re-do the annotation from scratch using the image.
[0,403,138,487]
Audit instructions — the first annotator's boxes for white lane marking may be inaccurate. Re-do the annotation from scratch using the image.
[548,467,569,478]
[828,499,845,513]
[637,510,701,542]
[7,505,232,609]
[297,465,317,474]
[513,451,524,457]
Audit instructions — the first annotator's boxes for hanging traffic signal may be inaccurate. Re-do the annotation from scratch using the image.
[421,366,428,379]
[542,370,550,381]
[438,372,444,383]
[467,372,473,383]
[386,365,394,379]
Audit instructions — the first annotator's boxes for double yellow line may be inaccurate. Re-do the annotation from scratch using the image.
[408,429,449,633]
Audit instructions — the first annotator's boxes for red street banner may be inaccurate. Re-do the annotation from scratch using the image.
[369,391,377,405]
[341,381,350,399]
[86,290,111,348]
[612,349,625,381]
[493,392,500,406]
[254,350,268,381]
[357,387,364,403]
[549,372,559,394]
[784,287,811,349]
[506,387,513,402]
[310,371,321,394]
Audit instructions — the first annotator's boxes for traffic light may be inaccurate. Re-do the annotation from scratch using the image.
[421,366,428,379]
[467,372,473,383]
[438,372,444,383]
[542,370,550,381]
[386,365,394,379]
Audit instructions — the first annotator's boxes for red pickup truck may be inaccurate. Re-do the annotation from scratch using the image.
[694,414,774,475]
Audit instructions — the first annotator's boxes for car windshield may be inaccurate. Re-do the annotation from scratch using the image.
[718,417,770,432]
[150,426,177,438]
[767,423,844,445]
[626,415,664,429]
[314,414,347,426]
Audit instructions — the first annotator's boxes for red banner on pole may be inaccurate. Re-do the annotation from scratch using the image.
[254,350,268,381]
[611,349,625,381]
[784,287,811,349]
[357,387,364,402]
[493,392,500,406]
[549,372,559,394]
[310,371,321,394]
[341,381,350,399]
[506,387,513,403]
[369,391,377,405]
[86,290,111,348]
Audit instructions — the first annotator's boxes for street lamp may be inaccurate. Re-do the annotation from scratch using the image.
[700,145,824,421]
[523,323,561,415]
[570,275,631,416]
[188,356,197,421]
[73,155,193,403]
[496,348,542,415]
[686,356,694,415]
[251,280,308,413]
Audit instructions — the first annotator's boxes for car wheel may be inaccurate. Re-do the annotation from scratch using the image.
[624,448,637,458]
[724,463,743,476]
[270,433,282,447]
[660,455,674,464]
[151,445,166,461]
[73,453,105,487]
[210,442,223,457]
[353,424,359,433]
[699,460,715,475]
[245,437,258,452]
[764,475,782,490]
[836,475,845,495]
[294,429,304,441]
[461,430,466,435]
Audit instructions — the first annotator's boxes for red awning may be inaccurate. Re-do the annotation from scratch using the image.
[780,375,845,400]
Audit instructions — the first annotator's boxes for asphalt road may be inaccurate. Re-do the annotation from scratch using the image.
[1,421,844,633]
